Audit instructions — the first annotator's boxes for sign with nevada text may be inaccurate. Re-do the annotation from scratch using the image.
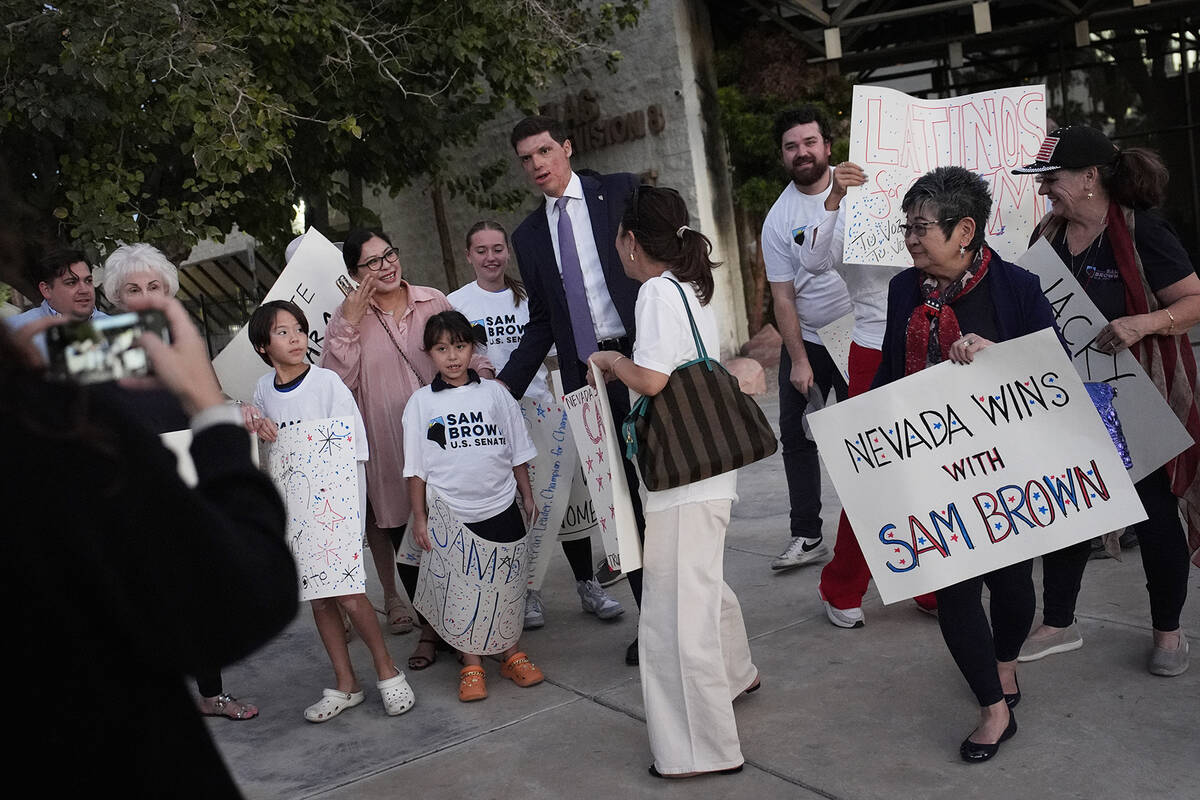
[562,363,642,573]
[1018,239,1191,483]
[843,84,1046,267]
[807,329,1145,603]
[213,228,347,403]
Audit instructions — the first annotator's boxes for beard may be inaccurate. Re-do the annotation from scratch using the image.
[789,155,829,188]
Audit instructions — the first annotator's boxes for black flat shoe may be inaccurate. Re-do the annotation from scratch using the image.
[626,638,639,666]
[648,764,744,778]
[959,710,1017,763]
[1004,677,1021,709]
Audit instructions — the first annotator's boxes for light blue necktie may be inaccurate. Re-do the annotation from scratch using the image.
[556,195,599,363]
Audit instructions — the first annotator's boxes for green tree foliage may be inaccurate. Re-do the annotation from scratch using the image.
[0,0,641,264]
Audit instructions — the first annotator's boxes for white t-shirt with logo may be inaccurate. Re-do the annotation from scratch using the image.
[761,175,853,343]
[402,378,538,523]
[631,272,738,513]
[447,281,553,405]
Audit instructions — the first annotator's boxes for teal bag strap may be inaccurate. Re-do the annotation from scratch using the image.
[664,277,711,366]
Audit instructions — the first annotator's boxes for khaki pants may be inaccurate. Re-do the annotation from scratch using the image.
[639,499,756,774]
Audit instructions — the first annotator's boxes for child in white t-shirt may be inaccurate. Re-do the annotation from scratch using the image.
[402,310,545,702]
[247,300,415,723]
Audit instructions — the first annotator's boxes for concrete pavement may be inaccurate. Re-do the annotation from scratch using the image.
[208,372,1200,799]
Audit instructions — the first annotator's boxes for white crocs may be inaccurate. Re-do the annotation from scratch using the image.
[377,669,416,716]
[304,688,364,723]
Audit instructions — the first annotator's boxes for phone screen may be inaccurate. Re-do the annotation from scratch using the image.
[45,309,170,384]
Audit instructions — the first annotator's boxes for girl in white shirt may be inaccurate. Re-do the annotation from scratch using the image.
[590,187,757,779]
[403,311,546,702]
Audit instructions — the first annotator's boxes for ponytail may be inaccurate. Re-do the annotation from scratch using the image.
[620,186,719,306]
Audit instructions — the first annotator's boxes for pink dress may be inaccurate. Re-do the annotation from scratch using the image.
[321,282,492,527]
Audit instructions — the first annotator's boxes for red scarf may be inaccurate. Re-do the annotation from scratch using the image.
[904,246,992,376]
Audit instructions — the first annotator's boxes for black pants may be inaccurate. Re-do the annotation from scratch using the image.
[1040,467,1189,631]
[195,671,223,698]
[936,560,1035,707]
[777,341,848,539]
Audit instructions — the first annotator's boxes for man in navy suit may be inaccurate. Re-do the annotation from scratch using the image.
[498,115,644,665]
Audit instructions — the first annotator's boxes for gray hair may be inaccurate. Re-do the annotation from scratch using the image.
[101,243,179,305]
[900,166,992,254]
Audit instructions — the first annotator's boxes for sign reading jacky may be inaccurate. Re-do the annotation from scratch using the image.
[807,329,1146,603]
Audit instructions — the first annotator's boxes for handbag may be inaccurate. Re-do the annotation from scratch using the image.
[622,278,777,491]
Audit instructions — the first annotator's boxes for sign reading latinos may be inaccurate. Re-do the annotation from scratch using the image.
[519,397,580,591]
[807,329,1146,604]
[412,490,527,656]
[265,416,364,602]
[1018,240,1192,482]
[843,84,1046,267]
[562,362,642,572]
[213,228,347,403]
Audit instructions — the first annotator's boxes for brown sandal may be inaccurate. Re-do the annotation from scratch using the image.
[408,633,439,671]
[385,594,415,635]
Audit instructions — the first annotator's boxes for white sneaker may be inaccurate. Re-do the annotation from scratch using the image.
[819,588,864,629]
[524,588,545,629]
[771,537,828,570]
[576,578,624,620]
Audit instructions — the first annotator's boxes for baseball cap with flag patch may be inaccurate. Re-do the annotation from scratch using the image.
[1011,125,1119,174]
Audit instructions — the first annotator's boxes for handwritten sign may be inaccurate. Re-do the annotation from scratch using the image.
[412,490,527,655]
[816,311,855,383]
[843,84,1046,267]
[266,416,365,602]
[520,397,580,591]
[1018,239,1191,482]
[213,228,347,402]
[562,363,642,572]
[808,329,1145,603]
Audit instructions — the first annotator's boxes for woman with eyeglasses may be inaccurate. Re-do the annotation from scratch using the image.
[322,229,493,672]
[873,166,1059,763]
[1013,126,1200,676]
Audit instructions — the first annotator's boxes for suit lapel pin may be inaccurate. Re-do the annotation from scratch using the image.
[598,195,604,200]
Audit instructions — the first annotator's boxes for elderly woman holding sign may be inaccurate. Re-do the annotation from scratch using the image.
[1014,126,1200,676]
[873,166,1058,763]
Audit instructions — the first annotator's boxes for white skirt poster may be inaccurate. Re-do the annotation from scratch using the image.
[266,416,365,601]
[413,490,528,656]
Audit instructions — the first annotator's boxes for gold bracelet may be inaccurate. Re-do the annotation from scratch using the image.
[1166,307,1176,335]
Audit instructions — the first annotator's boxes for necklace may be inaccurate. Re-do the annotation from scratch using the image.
[1063,227,1105,285]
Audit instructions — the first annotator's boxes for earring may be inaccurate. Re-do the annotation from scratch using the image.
[629,252,636,261]
[1086,190,1094,198]
[959,244,966,256]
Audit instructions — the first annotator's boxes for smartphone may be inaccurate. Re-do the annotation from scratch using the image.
[45,309,171,384]
[336,275,356,297]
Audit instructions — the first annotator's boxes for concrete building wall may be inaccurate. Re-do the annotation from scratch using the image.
[364,0,747,357]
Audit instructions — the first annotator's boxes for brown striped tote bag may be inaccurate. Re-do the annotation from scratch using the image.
[622,278,777,491]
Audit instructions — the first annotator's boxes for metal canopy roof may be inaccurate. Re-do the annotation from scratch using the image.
[731,1,1197,74]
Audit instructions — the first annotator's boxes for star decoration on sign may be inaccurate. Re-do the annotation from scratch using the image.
[314,498,346,532]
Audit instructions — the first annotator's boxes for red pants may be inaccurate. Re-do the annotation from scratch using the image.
[818,342,936,611]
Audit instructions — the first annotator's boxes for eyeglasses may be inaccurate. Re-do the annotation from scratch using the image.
[357,247,400,271]
[898,219,956,238]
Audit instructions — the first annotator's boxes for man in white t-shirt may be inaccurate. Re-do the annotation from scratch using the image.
[761,107,852,572]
